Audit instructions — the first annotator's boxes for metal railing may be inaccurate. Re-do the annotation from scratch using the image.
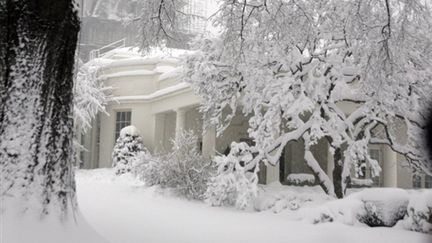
[89,38,126,60]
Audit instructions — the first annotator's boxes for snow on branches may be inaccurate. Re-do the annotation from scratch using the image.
[135,0,188,51]
[206,142,258,209]
[73,58,111,133]
[185,0,432,199]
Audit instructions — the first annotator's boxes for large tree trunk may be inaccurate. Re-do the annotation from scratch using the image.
[332,147,351,199]
[332,147,344,199]
[0,0,79,217]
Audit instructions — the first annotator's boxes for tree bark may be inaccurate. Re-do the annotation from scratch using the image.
[332,147,344,198]
[0,0,79,217]
[332,147,351,199]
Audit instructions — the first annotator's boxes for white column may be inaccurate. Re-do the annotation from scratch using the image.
[89,117,99,169]
[175,108,187,140]
[202,125,216,159]
[154,113,165,153]
[266,165,280,184]
[383,145,397,187]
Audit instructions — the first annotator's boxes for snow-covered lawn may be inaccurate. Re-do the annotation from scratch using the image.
[76,169,431,243]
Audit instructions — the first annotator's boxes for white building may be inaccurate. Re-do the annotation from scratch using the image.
[80,48,432,190]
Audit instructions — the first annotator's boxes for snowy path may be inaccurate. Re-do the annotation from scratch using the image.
[76,169,431,243]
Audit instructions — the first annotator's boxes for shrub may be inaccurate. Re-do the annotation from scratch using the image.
[138,130,214,200]
[397,190,432,233]
[286,173,315,186]
[205,142,258,209]
[352,188,409,227]
[112,126,147,175]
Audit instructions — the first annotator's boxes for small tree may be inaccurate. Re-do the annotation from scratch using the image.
[112,125,147,175]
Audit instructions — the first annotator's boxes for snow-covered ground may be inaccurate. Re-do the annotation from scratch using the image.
[76,169,432,243]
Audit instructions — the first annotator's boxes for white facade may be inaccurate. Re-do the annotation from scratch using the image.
[80,48,431,189]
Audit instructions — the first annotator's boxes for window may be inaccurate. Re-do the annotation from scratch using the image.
[413,174,422,189]
[115,111,131,141]
[425,175,432,188]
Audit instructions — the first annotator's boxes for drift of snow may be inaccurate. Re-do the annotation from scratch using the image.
[2,208,108,243]
[75,169,432,243]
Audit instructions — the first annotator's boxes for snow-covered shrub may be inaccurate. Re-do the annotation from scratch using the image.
[350,178,374,188]
[299,197,367,225]
[134,154,161,186]
[253,182,333,213]
[139,130,213,200]
[397,190,432,233]
[352,188,409,227]
[286,173,315,186]
[112,126,148,175]
[206,167,257,209]
[205,142,258,209]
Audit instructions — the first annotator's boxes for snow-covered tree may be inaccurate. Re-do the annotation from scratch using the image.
[135,0,188,51]
[112,125,147,175]
[73,58,111,133]
[0,0,79,216]
[83,0,139,20]
[0,0,186,221]
[186,0,432,199]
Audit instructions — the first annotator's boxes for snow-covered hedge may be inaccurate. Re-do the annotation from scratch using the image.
[137,130,214,200]
[350,178,374,188]
[112,126,148,175]
[251,185,432,234]
[286,173,315,186]
[352,188,409,227]
[397,190,432,233]
[253,182,331,213]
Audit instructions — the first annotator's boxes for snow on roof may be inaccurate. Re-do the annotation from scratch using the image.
[90,46,191,83]
[104,57,179,70]
[99,70,158,80]
[100,46,191,61]
[155,65,177,73]
[158,67,183,81]
[112,82,190,102]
